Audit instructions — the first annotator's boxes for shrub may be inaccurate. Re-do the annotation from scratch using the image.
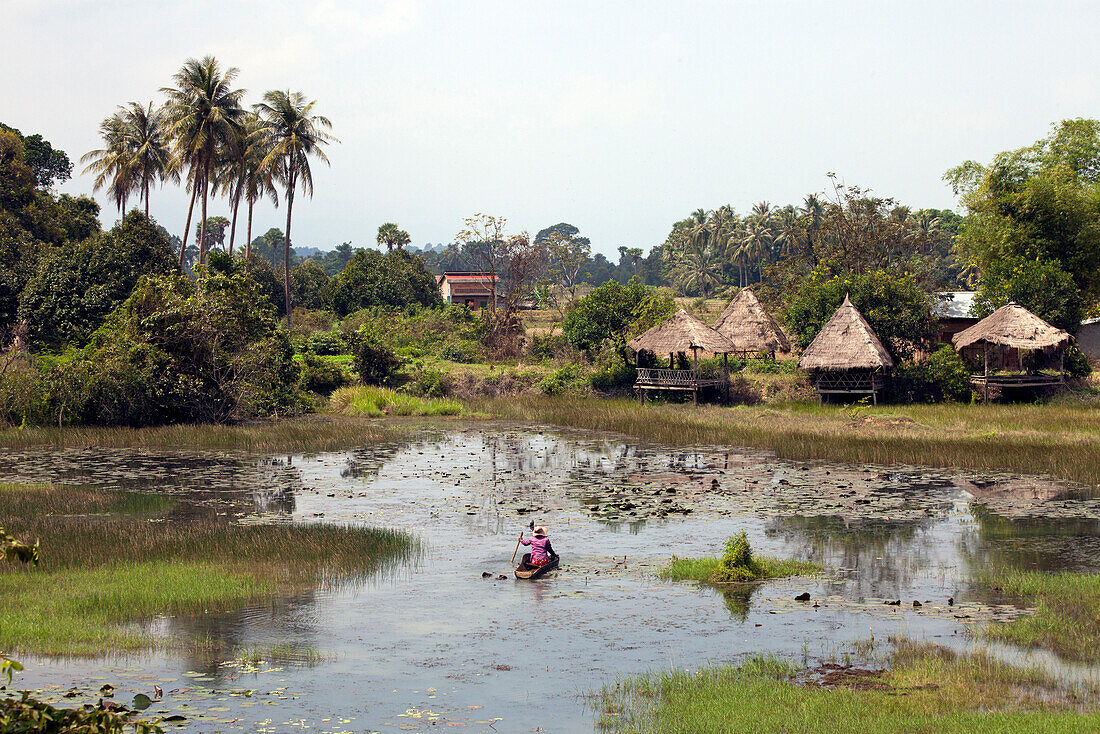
[590,362,636,392]
[306,330,346,356]
[351,331,402,386]
[1065,345,1093,378]
[711,531,762,583]
[562,279,676,356]
[891,346,973,403]
[529,334,571,361]
[299,354,350,395]
[440,340,476,363]
[538,364,589,396]
[403,364,447,398]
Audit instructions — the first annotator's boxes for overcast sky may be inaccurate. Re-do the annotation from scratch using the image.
[6,1,1099,256]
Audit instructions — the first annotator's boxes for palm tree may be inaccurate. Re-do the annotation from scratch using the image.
[376,222,410,252]
[254,89,337,325]
[216,112,272,257]
[120,102,174,218]
[162,56,246,267]
[81,112,133,215]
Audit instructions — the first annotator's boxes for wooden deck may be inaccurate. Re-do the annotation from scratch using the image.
[811,371,886,405]
[634,368,729,404]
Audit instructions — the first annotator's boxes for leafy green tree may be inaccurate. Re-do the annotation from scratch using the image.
[290,259,331,311]
[195,215,229,254]
[162,56,246,266]
[785,267,936,361]
[946,119,1100,306]
[330,249,441,316]
[376,222,410,252]
[563,279,676,356]
[18,211,178,348]
[254,89,337,325]
[972,257,1083,332]
[0,124,73,191]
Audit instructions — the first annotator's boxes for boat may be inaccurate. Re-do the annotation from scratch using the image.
[514,552,559,579]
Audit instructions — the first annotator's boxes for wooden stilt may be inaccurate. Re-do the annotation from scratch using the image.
[983,342,989,404]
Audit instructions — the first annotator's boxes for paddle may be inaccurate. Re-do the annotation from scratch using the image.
[511,520,535,564]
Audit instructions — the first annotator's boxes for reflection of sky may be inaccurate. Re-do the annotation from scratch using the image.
[9,426,1100,732]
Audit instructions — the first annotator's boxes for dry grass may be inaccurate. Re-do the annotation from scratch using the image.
[472,397,1100,486]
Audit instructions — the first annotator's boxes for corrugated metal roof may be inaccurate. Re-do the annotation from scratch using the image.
[934,291,977,319]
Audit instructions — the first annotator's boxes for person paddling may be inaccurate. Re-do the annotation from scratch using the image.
[518,526,555,566]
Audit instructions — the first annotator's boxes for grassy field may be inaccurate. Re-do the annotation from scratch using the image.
[981,569,1100,662]
[473,396,1100,486]
[594,641,1100,733]
[0,484,417,656]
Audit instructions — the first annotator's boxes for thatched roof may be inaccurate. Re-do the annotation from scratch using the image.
[798,296,894,370]
[953,303,1071,351]
[628,309,737,354]
[714,289,791,353]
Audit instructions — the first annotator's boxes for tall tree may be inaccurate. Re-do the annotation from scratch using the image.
[120,102,173,218]
[80,112,132,215]
[162,56,245,267]
[376,222,410,252]
[254,90,337,325]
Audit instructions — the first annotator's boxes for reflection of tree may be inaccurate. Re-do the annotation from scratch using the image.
[720,584,756,621]
[965,506,1100,574]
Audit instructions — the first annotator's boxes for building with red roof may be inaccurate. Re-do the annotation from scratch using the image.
[437,272,498,310]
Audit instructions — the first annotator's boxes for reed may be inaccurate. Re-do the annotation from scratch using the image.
[980,569,1100,662]
[0,485,418,655]
[594,642,1100,733]
[329,386,462,417]
[0,415,395,452]
[472,397,1100,487]
[660,556,821,583]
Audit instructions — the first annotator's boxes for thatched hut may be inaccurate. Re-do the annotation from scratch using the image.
[627,309,737,404]
[952,303,1072,402]
[798,296,894,404]
[713,288,790,358]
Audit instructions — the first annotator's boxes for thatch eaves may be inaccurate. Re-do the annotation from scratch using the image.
[798,296,894,370]
[714,288,791,353]
[953,303,1071,351]
[628,309,737,355]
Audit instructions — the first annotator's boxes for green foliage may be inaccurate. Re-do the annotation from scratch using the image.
[538,364,589,396]
[350,330,403,386]
[298,353,350,395]
[330,249,442,316]
[26,269,300,426]
[0,123,73,191]
[972,256,1083,333]
[785,267,936,361]
[339,305,485,361]
[237,254,286,315]
[712,530,761,582]
[563,279,676,355]
[303,329,345,356]
[528,333,571,361]
[891,346,973,403]
[1064,346,1092,379]
[590,362,636,392]
[18,211,177,348]
[0,691,163,734]
[290,259,331,310]
[328,385,461,416]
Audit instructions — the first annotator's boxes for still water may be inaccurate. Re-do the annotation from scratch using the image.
[7,424,1100,733]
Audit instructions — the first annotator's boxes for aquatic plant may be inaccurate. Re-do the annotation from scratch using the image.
[329,385,461,417]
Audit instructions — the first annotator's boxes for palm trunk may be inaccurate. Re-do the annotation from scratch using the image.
[245,198,254,271]
[198,160,209,266]
[228,193,241,257]
[283,185,295,327]
[144,178,150,219]
[180,177,199,268]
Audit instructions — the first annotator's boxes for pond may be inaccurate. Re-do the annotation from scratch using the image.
[7,423,1100,733]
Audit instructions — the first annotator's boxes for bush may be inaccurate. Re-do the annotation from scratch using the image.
[403,364,447,398]
[538,364,589,396]
[330,249,441,317]
[891,346,973,403]
[351,331,403,386]
[299,354,350,395]
[529,334,571,361]
[306,330,346,356]
[1065,346,1093,378]
[590,362,636,392]
[711,531,762,583]
[440,340,477,363]
[562,279,676,356]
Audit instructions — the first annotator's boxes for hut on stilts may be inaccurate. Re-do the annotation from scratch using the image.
[713,288,791,359]
[628,309,737,405]
[798,296,894,404]
[951,303,1072,403]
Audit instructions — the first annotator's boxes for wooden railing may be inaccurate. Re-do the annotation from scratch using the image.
[635,368,726,389]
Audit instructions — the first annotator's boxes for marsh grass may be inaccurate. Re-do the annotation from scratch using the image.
[594,641,1100,733]
[0,416,395,452]
[980,569,1100,663]
[661,556,822,584]
[229,642,326,667]
[329,385,462,417]
[473,397,1100,487]
[0,484,173,518]
[0,485,417,655]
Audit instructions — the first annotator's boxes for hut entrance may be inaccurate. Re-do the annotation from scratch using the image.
[952,303,1071,403]
[627,309,736,405]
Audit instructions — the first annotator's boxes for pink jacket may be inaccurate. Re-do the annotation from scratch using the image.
[520,535,553,563]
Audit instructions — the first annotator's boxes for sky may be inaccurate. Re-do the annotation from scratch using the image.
[5,0,1100,257]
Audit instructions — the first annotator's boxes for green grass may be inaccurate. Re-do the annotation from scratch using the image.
[594,641,1100,733]
[0,415,395,452]
[472,396,1100,487]
[329,385,462,417]
[981,569,1100,662]
[661,556,822,583]
[0,485,418,655]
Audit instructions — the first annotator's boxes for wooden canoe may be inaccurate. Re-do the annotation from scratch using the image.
[514,552,559,580]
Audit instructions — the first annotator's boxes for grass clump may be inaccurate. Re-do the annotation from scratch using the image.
[594,641,1100,733]
[661,532,822,584]
[329,385,462,417]
[0,484,417,656]
[981,568,1100,663]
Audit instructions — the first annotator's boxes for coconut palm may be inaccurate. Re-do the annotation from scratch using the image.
[376,222,410,252]
[216,112,273,257]
[162,56,246,267]
[81,112,133,215]
[254,89,337,325]
[121,102,174,218]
